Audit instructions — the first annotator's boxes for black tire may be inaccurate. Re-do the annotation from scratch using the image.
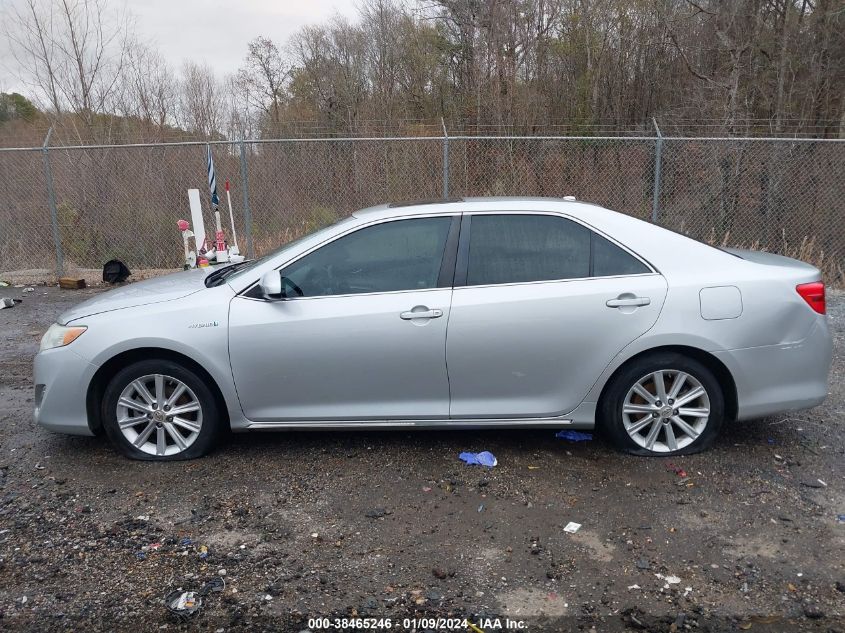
[598,352,725,456]
[101,359,221,461]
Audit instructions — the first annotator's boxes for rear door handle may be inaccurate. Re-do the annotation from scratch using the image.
[400,308,443,320]
[606,296,650,308]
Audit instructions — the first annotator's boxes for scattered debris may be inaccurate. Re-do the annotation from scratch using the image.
[458,451,497,468]
[837,514,845,524]
[198,545,208,559]
[666,462,688,478]
[0,298,16,309]
[58,277,86,289]
[627,584,641,590]
[563,522,581,534]
[164,590,201,617]
[636,558,651,570]
[23,287,35,293]
[198,577,225,596]
[800,479,826,489]
[655,573,682,587]
[555,430,592,442]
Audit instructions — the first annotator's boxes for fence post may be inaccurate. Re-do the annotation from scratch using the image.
[441,118,449,199]
[651,117,663,224]
[41,126,64,278]
[238,139,255,258]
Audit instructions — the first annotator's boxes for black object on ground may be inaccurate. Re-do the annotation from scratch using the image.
[103,260,131,283]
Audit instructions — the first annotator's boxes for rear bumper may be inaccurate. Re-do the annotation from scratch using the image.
[33,348,98,436]
[714,318,833,420]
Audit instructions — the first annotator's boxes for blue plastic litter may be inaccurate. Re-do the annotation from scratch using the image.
[555,430,593,442]
[459,451,497,468]
[837,514,845,524]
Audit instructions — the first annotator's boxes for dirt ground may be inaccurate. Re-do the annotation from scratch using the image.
[0,284,843,633]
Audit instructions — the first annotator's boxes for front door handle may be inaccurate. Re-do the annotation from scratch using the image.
[400,307,443,320]
[606,296,650,308]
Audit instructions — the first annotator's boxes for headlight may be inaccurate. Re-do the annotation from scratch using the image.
[39,324,87,351]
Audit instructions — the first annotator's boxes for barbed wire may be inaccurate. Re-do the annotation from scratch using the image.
[2,117,842,149]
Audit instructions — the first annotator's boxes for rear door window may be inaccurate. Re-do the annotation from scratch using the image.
[465,214,649,286]
[466,214,590,285]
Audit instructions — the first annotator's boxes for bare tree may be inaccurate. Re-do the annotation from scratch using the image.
[235,36,290,136]
[177,61,227,139]
[113,43,177,136]
[5,0,133,122]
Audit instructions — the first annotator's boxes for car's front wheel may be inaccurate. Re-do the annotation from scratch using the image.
[599,352,724,456]
[101,359,221,460]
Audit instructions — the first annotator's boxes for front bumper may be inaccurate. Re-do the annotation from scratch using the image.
[714,318,833,421]
[33,348,99,436]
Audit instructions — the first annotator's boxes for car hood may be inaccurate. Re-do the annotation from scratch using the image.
[59,267,215,324]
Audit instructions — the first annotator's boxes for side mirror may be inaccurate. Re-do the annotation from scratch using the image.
[259,270,283,300]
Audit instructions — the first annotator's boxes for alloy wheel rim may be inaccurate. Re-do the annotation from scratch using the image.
[622,369,710,453]
[116,374,203,456]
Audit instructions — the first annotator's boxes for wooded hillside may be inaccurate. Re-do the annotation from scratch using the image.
[2,0,843,145]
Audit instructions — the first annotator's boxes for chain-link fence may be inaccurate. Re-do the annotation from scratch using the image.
[1,132,843,285]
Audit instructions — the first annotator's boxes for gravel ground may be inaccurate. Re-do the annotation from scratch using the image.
[0,285,843,632]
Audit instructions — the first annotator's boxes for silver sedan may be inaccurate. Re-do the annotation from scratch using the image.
[34,197,833,460]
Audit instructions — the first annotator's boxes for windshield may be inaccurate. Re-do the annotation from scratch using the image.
[223,217,357,285]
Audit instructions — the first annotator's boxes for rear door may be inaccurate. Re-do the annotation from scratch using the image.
[446,212,667,418]
[229,215,459,422]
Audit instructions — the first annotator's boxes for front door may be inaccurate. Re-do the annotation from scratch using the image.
[446,212,668,418]
[229,215,457,422]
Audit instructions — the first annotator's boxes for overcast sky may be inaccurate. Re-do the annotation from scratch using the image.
[0,0,359,99]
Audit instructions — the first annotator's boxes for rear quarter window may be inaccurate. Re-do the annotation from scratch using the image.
[591,233,650,276]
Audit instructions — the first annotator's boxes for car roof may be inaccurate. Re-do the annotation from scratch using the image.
[352,196,605,219]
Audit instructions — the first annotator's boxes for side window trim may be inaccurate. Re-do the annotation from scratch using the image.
[436,215,462,288]
[453,214,472,287]
[454,211,656,289]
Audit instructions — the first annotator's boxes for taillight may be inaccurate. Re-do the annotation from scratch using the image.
[796,282,826,314]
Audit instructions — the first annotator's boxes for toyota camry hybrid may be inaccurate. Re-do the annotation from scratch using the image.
[34,197,833,460]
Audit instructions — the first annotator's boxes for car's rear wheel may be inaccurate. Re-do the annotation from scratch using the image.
[101,359,221,460]
[599,352,724,456]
